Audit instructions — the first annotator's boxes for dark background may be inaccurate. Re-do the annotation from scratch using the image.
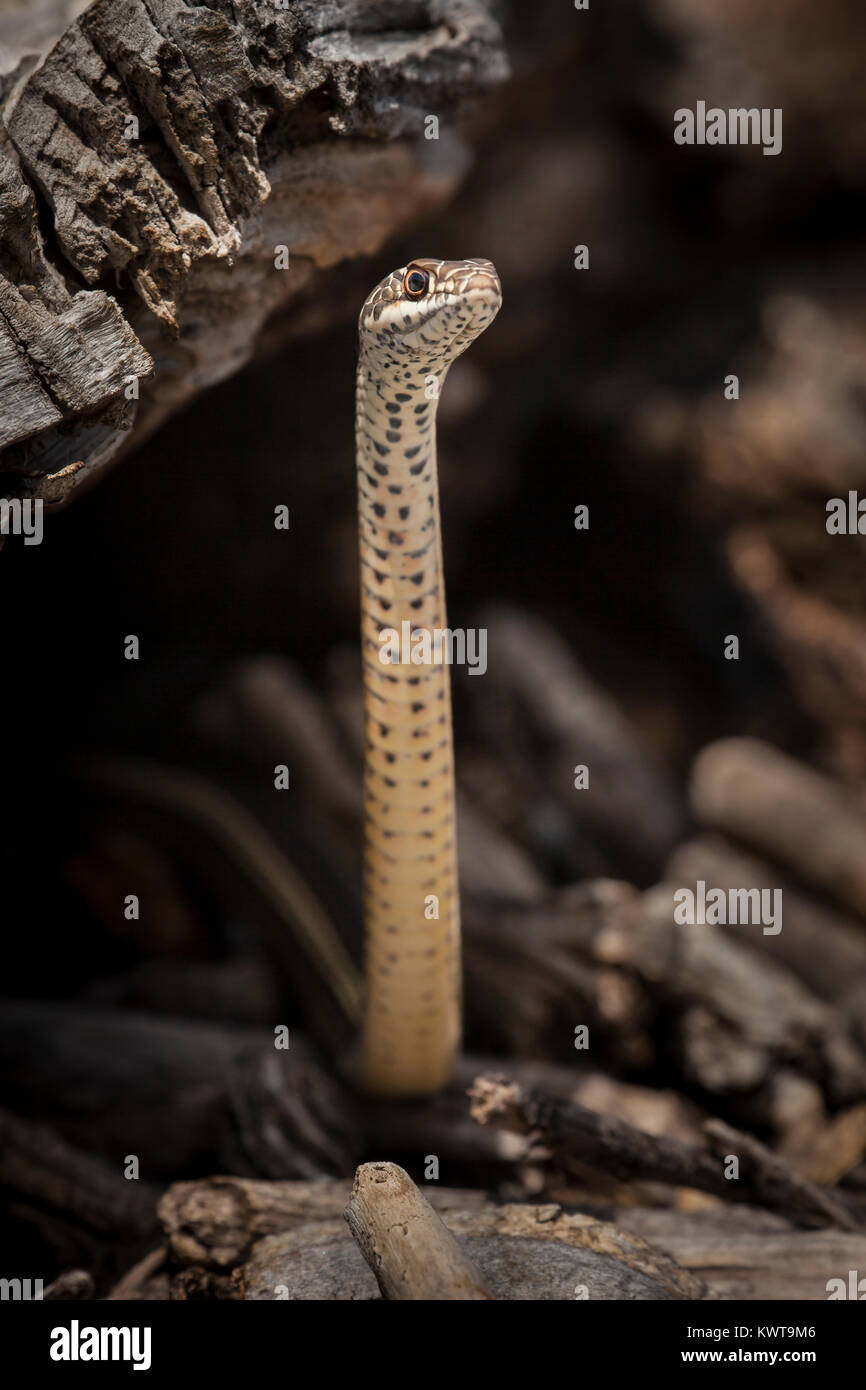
[2,0,866,1290]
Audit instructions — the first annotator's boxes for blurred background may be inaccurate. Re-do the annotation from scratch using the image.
[2,0,866,1295]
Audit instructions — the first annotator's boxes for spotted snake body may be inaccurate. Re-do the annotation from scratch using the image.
[355,257,501,1096]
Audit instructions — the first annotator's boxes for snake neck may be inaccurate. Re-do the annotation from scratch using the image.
[355,349,461,1097]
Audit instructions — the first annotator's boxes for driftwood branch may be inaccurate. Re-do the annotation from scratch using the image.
[344,1163,494,1300]
[468,1074,860,1231]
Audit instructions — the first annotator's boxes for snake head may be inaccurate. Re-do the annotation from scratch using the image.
[359,257,502,367]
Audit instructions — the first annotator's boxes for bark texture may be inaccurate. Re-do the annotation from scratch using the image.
[0,0,506,500]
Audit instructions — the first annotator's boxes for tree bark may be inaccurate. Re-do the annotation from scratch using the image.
[0,0,507,502]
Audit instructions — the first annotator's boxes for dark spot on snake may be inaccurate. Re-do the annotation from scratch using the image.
[386,431,401,443]
[409,599,423,610]
[374,442,390,457]
[386,402,400,414]
[372,503,386,518]
[388,485,402,495]
[398,506,410,520]
[384,752,396,763]
[388,532,404,545]
[411,702,425,713]
[409,572,424,585]
[405,446,421,458]
[409,461,426,475]
[396,392,411,402]
[373,462,389,476]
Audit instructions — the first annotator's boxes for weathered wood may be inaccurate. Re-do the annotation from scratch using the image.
[0,1104,159,1288]
[726,528,866,775]
[0,1001,355,1178]
[75,756,363,1051]
[468,1074,860,1230]
[630,883,866,1105]
[243,1198,704,1301]
[144,1174,866,1300]
[617,1203,866,1301]
[159,1174,489,1270]
[666,833,866,1005]
[462,881,866,1105]
[0,0,507,501]
[466,606,685,882]
[43,1270,96,1301]
[344,1163,494,1300]
[0,1105,158,1238]
[106,1247,169,1301]
[690,738,866,918]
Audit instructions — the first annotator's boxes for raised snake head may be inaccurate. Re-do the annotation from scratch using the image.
[358,257,502,369]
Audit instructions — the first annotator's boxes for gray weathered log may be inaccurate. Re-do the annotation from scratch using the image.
[160,1174,489,1270]
[617,1203,866,1301]
[243,1198,704,1301]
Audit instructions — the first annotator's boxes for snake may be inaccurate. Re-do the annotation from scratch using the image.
[355,257,502,1097]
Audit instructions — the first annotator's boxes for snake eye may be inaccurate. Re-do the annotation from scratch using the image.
[403,268,429,299]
